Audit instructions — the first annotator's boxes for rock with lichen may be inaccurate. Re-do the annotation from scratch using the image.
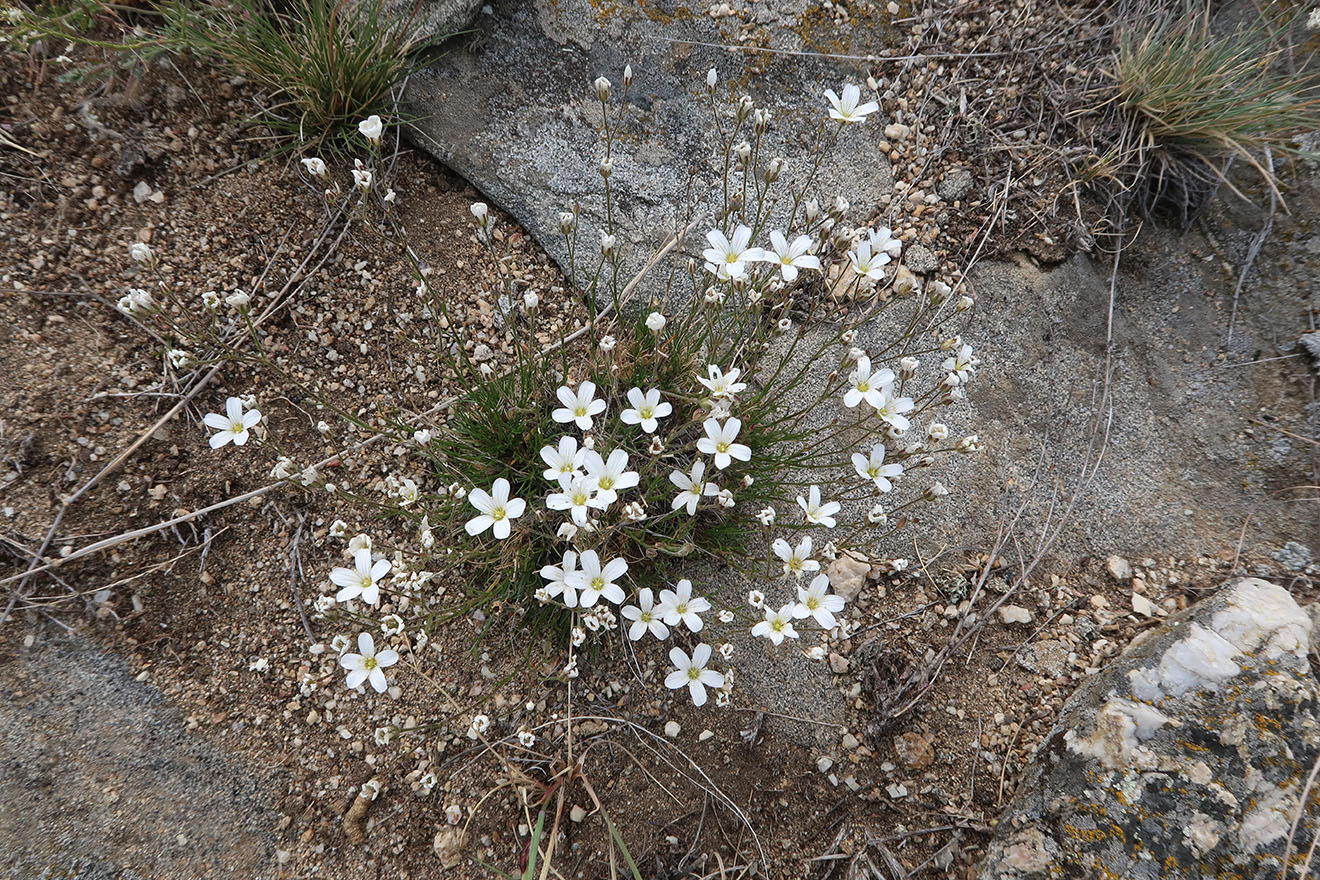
[980,577,1319,880]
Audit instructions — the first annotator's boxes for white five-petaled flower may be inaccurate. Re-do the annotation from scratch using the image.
[670,459,717,515]
[621,587,670,641]
[540,435,586,482]
[301,157,327,178]
[665,644,725,707]
[339,632,398,693]
[759,230,821,282]
[824,83,879,124]
[697,364,747,399]
[702,224,763,280]
[844,356,894,409]
[752,603,800,645]
[797,485,841,528]
[582,449,639,505]
[330,547,391,605]
[203,396,262,448]
[352,168,373,191]
[697,418,751,470]
[847,239,889,281]
[873,389,915,432]
[552,381,606,430]
[867,227,903,262]
[568,550,628,607]
[464,478,525,539]
[620,387,672,434]
[942,343,979,385]
[794,573,846,629]
[539,550,580,608]
[656,578,711,632]
[772,536,821,578]
[546,473,606,526]
[852,443,904,492]
[358,115,383,144]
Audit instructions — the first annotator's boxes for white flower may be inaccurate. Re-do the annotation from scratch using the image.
[539,550,580,608]
[203,396,262,448]
[571,626,586,646]
[330,634,352,655]
[397,478,419,506]
[518,729,536,748]
[167,348,195,370]
[751,604,799,645]
[339,632,398,693]
[793,573,846,629]
[620,387,672,434]
[349,533,373,553]
[747,589,766,608]
[924,481,950,501]
[867,504,887,524]
[358,115,383,144]
[718,609,736,623]
[593,75,611,101]
[797,486,841,528]
[756,506,776,526]
[623,500,648,521]
[665,644,725,707]
[599,335,616,352]
[202,290,221,309]
[582,449,639,505]
[941,343,979,385]
[702,225,763,280]
[899,356,919,377]
[843,356,893,409]
[697,364,747,400]
[225,289,250,309]
[540,435,586,482]
[352,168,373,191]
[646,311,666,333]
[599,231,617,256]
[648,436,665,455]
[546,473,606,526]
[552,381,606,430]
[758,230,821,282]
[301,157,327,177]
[777,317,793,333]
[656,579,711,632]
[696,418,751,470]
[383,189,396,205]
[706,67,718,90]
[523,291,540,311]
[413,428,432,445]
[621,587,670,641]
[717,488,735,509]
[467,714,490,739]
[772,536,820,578]
[825,83,879,124]
[556,521,579,542]
[331,547,391,605]
[670,459,716,515]
[927,423,949,442]
[852,443,904,492]
[568,550,628,607]
[873,389,915,432]
[464,478,526,539]
[128,242,154,264]
[866,227,903,261]
[847,240,889,281]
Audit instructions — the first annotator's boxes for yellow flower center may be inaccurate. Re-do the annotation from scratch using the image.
[771,619,785,632]
[687,666,702,681]
[598,476,614,490]
[807,597,820,610]
[716,440,729,453]
[492,507,506,521]
[363,657,378,670]
[574,405,588,417]
[590,576,605,592]
[640,405,653,418]
[856,380,869,392]
[359,574,373,589]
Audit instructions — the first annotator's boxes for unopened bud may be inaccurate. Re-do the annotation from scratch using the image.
[593,76,611,102]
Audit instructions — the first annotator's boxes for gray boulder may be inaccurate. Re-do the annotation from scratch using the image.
[980,578,1319,880]
[403,0,895,299]
[380,0,483,45]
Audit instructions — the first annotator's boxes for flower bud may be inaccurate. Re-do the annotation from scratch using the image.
[645,311,666,332]
[956,295,974,311]
[357,115,383,145]
[923,481,950,501]
[734,140,751,168]
[470,201,489,225]
[600,231,617,257]
[753,108,771,134]
[598,158,613,178]
[300,157,327,178]
[523,291,540,311]
[736,96,754,121]
[558,211,576,235]
[830,196,849,219]
[128,242,154,265]
[899,356,918,378]
[764,157,783,183]
[593,76,611,102]
[804,198,820,223]
[623,65,633,88]
[706,68,718,91]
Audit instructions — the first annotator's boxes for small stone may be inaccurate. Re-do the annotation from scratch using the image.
[826,551,869,600]
[1271,541,1313,571]
[132,180,153,203]
[569,805,587,823]
[1016,639,1070,678]
[828,652,849,674]
[894,731,934,769]
[817,755,834,772]
[998,605,1033,625]
[883,123,910,141]
[885,782,908,798]
[841,732,860,750]
[664,720,681,738]
[891,263,920,296]
[937,168,974,201]
[698,729,714,742]
[1131,592,1161,618]
[885,0,898,13]
[1106,555,1133,582]
[904,243,938,274]
[433,827,463,867]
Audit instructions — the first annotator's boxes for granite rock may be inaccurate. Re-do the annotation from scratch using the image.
[980,578,1319,880]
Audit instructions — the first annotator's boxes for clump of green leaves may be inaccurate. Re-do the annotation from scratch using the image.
[162,0,431,143]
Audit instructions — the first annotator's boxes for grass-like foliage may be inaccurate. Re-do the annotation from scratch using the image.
[1116,3,1320,181]
[162,0,429,143]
